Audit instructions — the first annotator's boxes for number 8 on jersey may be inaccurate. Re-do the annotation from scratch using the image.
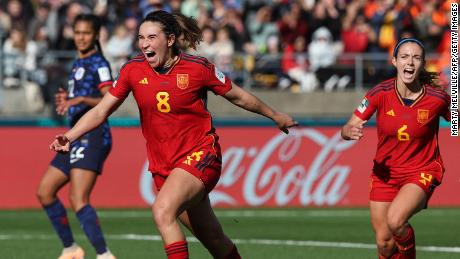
[156,91,171,113]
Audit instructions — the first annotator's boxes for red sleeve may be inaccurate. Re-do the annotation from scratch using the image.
[203,62,232,96]
[353,89,379,121]
[442,95,451,122]
[109,64,131,100]
[98,81,113,90]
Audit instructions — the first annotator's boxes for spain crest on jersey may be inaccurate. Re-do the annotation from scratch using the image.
[177,74,189,89]
[417,109,429,123]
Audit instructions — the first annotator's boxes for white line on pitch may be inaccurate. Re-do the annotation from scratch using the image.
[95,210,370,218]
[1,233,459,253]
[96,209,460,218]
[1,209,459,219]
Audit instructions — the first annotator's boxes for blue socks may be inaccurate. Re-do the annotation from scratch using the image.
[44,201,108,254]
[43,199,74,247]
[76,204,107,254]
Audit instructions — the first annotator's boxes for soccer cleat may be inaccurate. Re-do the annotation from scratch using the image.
[58,243,85,259]
[96,250,116,259]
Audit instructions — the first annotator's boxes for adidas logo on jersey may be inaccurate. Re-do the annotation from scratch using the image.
[139,78,148,85]
[386,109,395,116]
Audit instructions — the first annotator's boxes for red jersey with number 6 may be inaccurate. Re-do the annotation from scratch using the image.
[354,78,450,178]
[109,53,232,174]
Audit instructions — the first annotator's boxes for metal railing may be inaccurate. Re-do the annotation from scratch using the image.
[0,49,443,91]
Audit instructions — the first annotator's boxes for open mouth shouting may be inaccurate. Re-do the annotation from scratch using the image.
[403,67,415,80]
[145,50,156,58]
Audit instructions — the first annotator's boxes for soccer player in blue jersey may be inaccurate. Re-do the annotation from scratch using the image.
[36,14,115,259]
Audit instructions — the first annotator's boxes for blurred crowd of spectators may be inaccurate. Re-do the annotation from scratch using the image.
[0,0,453,101]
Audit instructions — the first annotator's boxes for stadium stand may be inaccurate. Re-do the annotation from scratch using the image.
[0,0,452,119]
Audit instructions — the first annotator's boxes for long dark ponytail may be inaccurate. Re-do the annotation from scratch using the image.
[419,69,443,89]
[173,12,202,50]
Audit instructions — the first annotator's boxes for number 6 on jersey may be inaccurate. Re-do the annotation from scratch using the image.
[397,125,410,141]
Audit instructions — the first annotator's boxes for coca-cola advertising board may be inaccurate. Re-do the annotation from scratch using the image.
[0,127,458,208]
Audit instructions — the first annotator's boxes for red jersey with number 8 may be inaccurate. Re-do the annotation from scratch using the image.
[354,78,450,178]
[109,53,232,174]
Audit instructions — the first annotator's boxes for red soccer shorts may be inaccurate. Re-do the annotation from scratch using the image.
[369,169,443,202]
[153,138,222,194]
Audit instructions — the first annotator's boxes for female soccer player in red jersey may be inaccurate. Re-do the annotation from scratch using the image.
[36,14,116,259]
[50,10,298,259]
[341,38,451,259]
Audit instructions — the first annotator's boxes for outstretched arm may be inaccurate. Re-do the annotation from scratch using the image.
[341,114,367,140]
[223,82,298,133]
[50,92,123,152]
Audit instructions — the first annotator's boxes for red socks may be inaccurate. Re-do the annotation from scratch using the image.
[164,241,241,259]
[379,251,404,259]
[393,225,415,259]
[225,244,241,259]
[165,240,188,259]
[378,225,415,259]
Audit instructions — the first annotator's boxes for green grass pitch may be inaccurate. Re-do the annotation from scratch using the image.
[1,208,459,258]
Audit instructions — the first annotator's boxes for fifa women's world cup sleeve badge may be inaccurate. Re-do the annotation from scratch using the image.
[417,109,430,124]
[357,98,369,114]
[177,74,189,89]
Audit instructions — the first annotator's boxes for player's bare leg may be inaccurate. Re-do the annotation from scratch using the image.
[152,168,205,258]
[68,168,97,211]
[37,166,69,205]
[370,201,398,258]
[386,183,427,258]
[179,196,240,258]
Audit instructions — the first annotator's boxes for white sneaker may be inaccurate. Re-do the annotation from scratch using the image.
[58,243,85,259]
[324,74,339,92]
[96,250,116,259]
[337,75,351,90]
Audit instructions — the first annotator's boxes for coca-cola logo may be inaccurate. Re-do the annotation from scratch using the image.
[139,128,356,207]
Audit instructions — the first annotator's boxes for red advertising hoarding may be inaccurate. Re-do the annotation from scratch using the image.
[0,127,458,208]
